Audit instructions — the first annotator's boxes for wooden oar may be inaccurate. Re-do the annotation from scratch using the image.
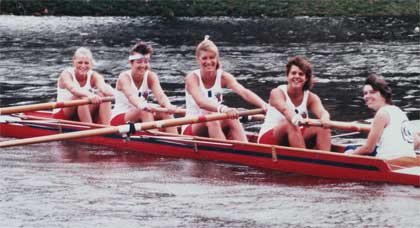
[306,119,420,133]
[0,97,114,115]
[305,119,371,132]
[148,104,186,115]
[240,114,265,122]
[16,113,108,128]
[148,106,265,119]
[0,108,265,148]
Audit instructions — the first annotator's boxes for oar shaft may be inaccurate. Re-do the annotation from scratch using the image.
[0,97,114,115]
[306,119,371,132]
[134,108,264,131]
[150,105,186,115]
[0,108,265,148]
[240,114,265,122]
[0,126,121,148]
[19,114,108,128]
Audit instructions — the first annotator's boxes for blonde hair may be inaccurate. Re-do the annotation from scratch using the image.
[73,47,96,65]
[195,35,221,69]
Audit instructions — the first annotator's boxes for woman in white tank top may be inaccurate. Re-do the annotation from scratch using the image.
[345,74,415,159]
[54,47,114,124]
[258,56,331,150]
[183,36,268,141]
[110,41,178,134]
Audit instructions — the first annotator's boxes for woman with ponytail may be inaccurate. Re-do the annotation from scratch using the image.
[183,36,267,141]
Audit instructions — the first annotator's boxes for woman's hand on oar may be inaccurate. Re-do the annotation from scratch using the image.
[0,108,265,148]
[0,96,114,115]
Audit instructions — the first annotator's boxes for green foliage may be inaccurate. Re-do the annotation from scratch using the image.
[0,0,418,17]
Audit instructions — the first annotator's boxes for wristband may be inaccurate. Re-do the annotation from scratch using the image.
[217,105,227,113]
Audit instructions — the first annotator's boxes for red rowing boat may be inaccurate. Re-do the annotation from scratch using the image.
[1,111,419,186]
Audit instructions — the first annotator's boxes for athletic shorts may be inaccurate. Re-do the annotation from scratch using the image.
[52,109,66,119]
[258,127,307,145]
[258,129,277,145]
[52,108,78,120]
[182,124,193,135]
[344,145,378,156]
[110,113,126,126]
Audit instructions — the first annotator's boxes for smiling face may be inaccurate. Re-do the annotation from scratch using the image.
[197,50,218,73]
[287,65,308,90]
[73,54,92,77]
[363,84,386,111]
[130,53,151,75]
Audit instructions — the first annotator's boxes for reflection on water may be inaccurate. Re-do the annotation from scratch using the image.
[0,16,419,227]
[1,141,419,227]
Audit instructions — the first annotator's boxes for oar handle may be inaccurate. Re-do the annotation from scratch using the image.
[305,119,371,132]
[240,114,265,122]
[0,97,115,115]
[0,108,265,148]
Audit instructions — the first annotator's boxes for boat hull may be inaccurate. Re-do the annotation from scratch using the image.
[1,113,419,186]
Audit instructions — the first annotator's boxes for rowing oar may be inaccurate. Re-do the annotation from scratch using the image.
[0,97,115,115]
[145,106,265,120]
[148,104,186,115]
[304,119,371,132]
[0,108,265,148]
[305,119,420,133]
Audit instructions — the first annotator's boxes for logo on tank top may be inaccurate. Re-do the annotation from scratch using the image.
[139,91,150,101]
[207,91,223,103]
[401,120,413,143]
[295,109,307,118]
[216,93,222,102]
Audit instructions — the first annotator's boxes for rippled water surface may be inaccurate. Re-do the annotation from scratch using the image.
[0,16,419,227]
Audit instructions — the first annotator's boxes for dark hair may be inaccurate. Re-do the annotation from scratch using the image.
[285,56,313,90]
[130,41,153,56]
[364,74,393,104]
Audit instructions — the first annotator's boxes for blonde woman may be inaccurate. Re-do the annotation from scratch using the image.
[183,36,267,141]
[53,47,113,124]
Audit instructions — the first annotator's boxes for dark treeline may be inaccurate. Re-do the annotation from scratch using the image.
[0,0,418,17]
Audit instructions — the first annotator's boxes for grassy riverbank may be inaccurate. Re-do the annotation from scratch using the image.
[0,0,418,17]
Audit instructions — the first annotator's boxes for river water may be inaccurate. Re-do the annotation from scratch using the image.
[0,16,419,227]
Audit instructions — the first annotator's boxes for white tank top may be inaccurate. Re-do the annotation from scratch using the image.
[54,68,94,113]
[258,85,309,140]
[376,105,415,159]
[112,71,150,117]
[185,69,224,117]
